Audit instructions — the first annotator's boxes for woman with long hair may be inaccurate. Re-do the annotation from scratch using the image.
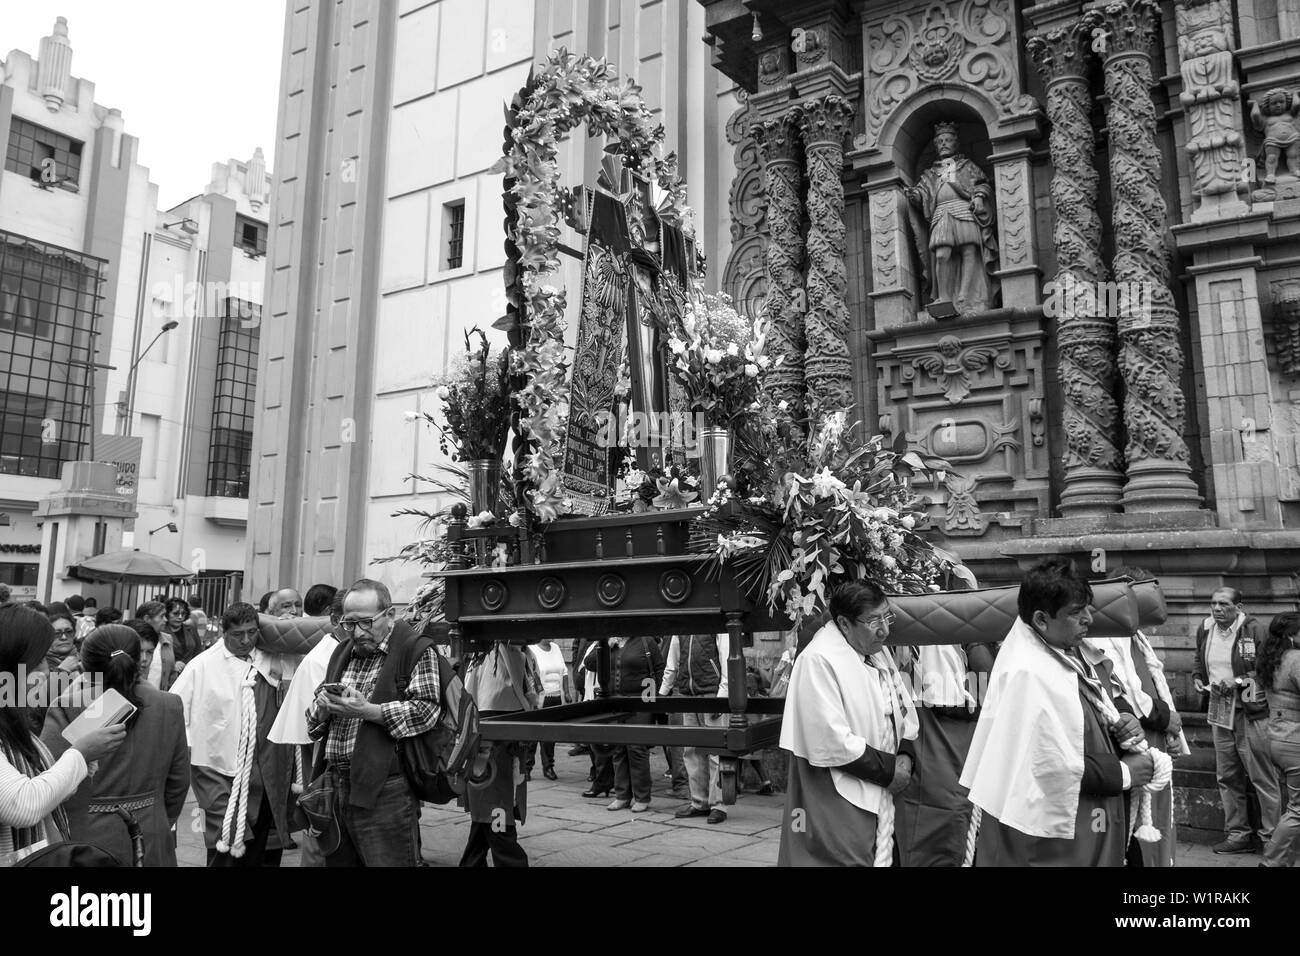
[1258,612,1300,867]
[41,624,191,866]
[1,606,125,865]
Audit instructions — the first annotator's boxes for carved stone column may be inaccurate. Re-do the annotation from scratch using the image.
[752,115,806,416]
[1174,0,1248,221]
[1088,0,1202,511]
[797,95,855,418]
[1027,21,1123,516]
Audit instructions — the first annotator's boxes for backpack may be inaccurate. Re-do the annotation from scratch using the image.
[395,643,482,804]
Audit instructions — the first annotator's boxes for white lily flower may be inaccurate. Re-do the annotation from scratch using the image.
[744,363,759,378]
[726,343,740,358]
[403,410,419,422]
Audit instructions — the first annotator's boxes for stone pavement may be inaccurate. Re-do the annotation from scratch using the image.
[175,747,1261,867]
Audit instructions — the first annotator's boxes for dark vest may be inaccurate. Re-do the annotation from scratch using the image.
[674,634,721,696]
[321,621,419,810]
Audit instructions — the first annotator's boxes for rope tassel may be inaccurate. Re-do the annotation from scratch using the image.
[216,667,257,859]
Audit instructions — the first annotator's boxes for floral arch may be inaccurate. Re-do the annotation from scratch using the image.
[493,49,690,519]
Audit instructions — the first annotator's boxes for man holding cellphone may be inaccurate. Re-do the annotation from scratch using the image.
[307,579,442,867]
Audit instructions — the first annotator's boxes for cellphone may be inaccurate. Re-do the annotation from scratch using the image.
[320,682,346,696]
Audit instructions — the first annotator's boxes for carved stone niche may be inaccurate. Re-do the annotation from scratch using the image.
[867,309,1050,536]
[858,0,1039,155]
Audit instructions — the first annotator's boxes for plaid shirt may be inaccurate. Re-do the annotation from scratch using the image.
[306,632,442,769]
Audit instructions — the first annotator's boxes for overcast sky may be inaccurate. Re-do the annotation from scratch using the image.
[3,2,284,209]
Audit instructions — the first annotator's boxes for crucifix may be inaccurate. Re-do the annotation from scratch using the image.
[558,156,696,512]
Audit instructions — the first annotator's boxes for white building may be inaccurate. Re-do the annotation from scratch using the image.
[250,0,733,601]
[0,18,269,612]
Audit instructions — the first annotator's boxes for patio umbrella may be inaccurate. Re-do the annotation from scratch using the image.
[69,549,196,584]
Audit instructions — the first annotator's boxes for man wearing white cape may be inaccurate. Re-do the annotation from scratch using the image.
[778,580,919,866]
[960,558,1155,866]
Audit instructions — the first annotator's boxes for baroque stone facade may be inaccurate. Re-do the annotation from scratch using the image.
[701,0,1300,722]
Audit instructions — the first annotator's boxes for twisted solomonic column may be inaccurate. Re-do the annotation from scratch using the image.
[1088,0,1202,511]
[797,95,856,420]
[751,115,806,418]
[1027,22,1123,516]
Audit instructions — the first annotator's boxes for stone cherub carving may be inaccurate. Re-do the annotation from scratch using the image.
[904,122,999,317]
[1250,88,1300,187]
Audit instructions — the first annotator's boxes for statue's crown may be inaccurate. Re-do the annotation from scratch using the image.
[934,121,959,138]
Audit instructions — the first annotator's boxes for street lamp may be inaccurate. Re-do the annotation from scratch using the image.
[146,521,178,554]
[118,320,180,435]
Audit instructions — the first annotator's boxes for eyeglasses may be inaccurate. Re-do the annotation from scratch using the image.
[52,627,75,636]
[339,611,390,634]
[856,611,895,629]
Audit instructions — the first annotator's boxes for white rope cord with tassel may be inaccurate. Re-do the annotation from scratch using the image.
[216,666,257,859]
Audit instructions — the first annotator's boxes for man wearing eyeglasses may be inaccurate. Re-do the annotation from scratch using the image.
[778,580,919,866]
[306,579,442,867]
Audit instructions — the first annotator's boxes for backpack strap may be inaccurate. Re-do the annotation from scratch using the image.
[390,623,439,706]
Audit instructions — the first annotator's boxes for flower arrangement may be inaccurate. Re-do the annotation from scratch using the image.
[617,457,701,512]
[491,48,691,522]
[692,396,964,632]
[410,327,511,463]
[666,290,771,428]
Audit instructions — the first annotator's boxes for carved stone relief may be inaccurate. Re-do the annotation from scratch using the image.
[1249,89,1300,202]
[943,474,986,534]
[862,0,1038,151]
[905,333,1010,404]
[722,92,768,321]
[1174,0,1246,215]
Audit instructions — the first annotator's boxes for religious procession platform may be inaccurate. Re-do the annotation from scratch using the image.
[438,505,787,803]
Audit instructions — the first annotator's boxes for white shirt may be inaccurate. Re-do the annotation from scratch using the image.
[528,643,567,698]
[1206,614,1240,686]
[268,633,339,745]
[169,641,281,775]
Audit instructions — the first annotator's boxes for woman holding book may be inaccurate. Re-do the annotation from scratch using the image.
[41,624,190,866]
[1,606,125,866]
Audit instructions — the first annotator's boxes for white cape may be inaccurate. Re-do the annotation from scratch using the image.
[268,633,339,746]
[169,641,286,775]
[958,617,1086,839]
[779,621,918,816]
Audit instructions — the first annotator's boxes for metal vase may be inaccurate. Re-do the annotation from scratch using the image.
[699,427,731,499]
[466,458,502,515]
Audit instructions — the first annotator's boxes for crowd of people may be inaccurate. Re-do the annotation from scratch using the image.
[777,559,1300,868]
[1,558,1296,868]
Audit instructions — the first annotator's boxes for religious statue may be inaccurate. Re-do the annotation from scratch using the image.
[1250,88,1300,190]
[904,122,999,317]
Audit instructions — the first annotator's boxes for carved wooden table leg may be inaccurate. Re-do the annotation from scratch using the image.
[720,610,748,805]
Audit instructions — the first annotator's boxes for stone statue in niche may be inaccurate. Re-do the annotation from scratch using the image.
[1251,88,1300,201]
[904,122,999,317]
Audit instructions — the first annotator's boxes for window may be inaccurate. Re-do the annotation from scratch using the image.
[234,215,267,257]
[5,118,83,191]
[206,299,259,498]
[445,201,465,269]
[0,229,105,478]
[0,563,39,587]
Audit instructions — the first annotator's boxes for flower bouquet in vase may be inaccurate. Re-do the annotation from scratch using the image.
[666,290,770,498]
[413,326,512,517]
